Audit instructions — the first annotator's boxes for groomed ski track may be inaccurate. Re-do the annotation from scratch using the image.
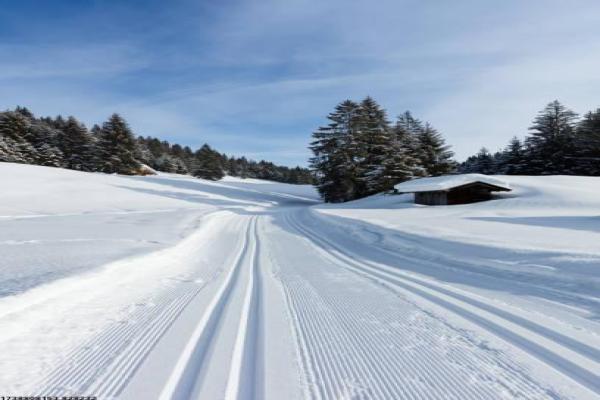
[31,209,599,399]
[4,172,598,399]
[281,209,600,399]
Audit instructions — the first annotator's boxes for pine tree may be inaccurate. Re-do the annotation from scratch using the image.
[0,136,29,163]
[35,142,64,167]
[393,111,423,176]
[192,144,224,180]
[97,114,140,174]
[459,147,495,174]
[478,148,496,174]
[575,109,600,175]
[155,154,177,172]
[354,97,395,196]
[59,116,94,171]
[394,111,426,175]
[417,123,456,176]
[0,111,38,163]
[14,106,34,119]
[525,100,578,174]
[309,100,360,202]
[499,137,525,174]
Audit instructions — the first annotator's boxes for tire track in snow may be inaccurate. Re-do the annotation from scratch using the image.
[286,211,600,396]
[159,216,262,400]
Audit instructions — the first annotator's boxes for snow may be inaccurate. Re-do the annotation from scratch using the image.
[394,173,511,192]
[1,163,599,399]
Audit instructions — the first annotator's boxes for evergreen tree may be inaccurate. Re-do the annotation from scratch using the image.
[575,109,600,175]
[155,154,177,172]
[354,97,395,196]
[0,136,29,163]
[417,123,456,176]
[0,111,38,163]
[459,147,495,174]
[499,137,525,174]
[97,114,140,174]
[525,100,578,174]
[59,116,94,171]
[309,100,360,202]
[14,106,34,119]
[394,111,425,176]
[192,144,224,180]
[35,142,64,167]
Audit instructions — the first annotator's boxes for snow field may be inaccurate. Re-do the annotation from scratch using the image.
[265,212,563,399]
[286,210,599,398]
[0,210,244,394]
[1,164,599,399]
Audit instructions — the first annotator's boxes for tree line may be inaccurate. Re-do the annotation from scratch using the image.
[460,100,600,176]
[0,106,313,184]
[309,97,456,202]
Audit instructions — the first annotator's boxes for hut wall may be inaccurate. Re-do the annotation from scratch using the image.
[447,186,492,205]
[415,191,448,205]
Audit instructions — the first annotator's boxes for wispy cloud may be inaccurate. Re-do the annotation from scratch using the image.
[0,43,149,80]
[1,0,599,164]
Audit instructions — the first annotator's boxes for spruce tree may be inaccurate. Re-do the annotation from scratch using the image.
[354,97,394,196]
[575,109,600,175]
[525,100,578,174]
[309,100,360,202]
[500,137,525,175]
[417,123,456,176]
[459,148,495,174]
[393,111,423,176]
[0,136,28,163]
[97,114,140,174]
[60,116,94,171]
[394,111,427,176]
[192,144,224,180]
[0,111,38,163]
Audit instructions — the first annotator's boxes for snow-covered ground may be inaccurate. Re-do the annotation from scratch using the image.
[1,163,599,399]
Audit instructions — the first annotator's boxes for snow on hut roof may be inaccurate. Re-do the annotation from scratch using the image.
[394,174,511,193]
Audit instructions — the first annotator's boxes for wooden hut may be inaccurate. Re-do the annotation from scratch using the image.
[394,174,511,206]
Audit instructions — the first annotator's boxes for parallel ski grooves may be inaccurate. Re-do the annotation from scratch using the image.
[286,211,600,395]
[224,217,262,400]
[276,213,552,399]
[159,216,255,399]
[34,217,248,397]
[158,215,263,400]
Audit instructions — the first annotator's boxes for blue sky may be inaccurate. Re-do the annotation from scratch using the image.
[1,0,599,166]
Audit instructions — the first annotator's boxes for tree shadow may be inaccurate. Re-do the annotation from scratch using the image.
[468,216,600,233]
[119,175,317,208]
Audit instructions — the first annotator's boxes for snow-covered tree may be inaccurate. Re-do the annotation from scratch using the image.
[309,100,360,202]
[0,111,38,163]
[59,117,95,171]
[499,137,526,175]
[417,123,456,176]
[353,97,395,196]
[192,144,224,180]
[574,109,600,175]
[525,100,578,174]
[460,147,495,174]
[97,114,140,174]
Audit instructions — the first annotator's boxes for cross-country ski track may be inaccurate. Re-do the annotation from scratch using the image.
[1,165,600,399]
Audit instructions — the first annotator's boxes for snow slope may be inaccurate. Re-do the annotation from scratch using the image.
[1,164,599,399]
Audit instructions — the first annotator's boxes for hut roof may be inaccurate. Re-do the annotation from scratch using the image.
[394,174,511,193]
